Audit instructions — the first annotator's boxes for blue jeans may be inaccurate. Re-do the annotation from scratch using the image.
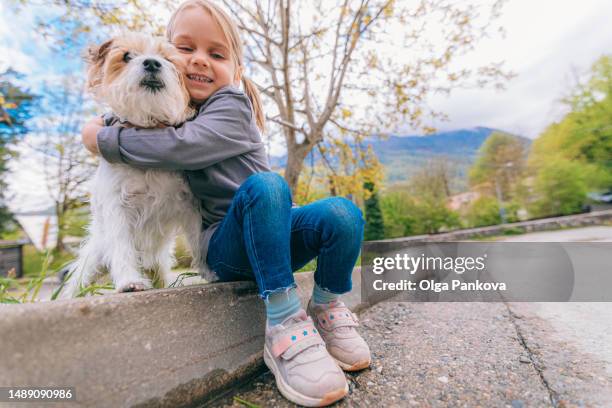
[206,172,365,301]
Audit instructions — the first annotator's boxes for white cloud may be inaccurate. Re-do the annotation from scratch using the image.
[6,136,55,213]
[0,3,37,74]
[428,0,612,138]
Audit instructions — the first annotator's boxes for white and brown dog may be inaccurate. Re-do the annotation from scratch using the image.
[61,33,202,297]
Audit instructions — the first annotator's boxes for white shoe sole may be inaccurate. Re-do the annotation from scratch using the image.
[263,344,348,407]
[333,356,371,372]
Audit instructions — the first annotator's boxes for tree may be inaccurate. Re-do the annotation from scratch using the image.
[23,78,98,251]
[363,180,384,240]
[380,159,461,237]
[0,137,15,234]
[21,0,514,195]
[530,55,612,190]
[0,69,36,135]
[404,158,461,234]
[0,69,37,234]
[525,54,612,220]
[410,158,454,201]
[469,131,527,201]
[221,0,512,192]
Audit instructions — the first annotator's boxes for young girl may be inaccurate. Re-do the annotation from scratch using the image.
[82,1,370,405]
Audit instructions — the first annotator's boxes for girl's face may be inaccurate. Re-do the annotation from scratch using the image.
[170,6,240,104]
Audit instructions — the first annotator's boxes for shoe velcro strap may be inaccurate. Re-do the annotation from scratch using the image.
[271,323,324,358]
[317,308,359,330]
[281,336,324,360]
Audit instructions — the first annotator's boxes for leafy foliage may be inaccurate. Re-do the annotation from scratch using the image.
[381,159,461,236]
[528,158,589,217]
[363,181,385,240]
[465,196,501,227]
[469,131,527,201]
[0,69,37,137]
[379,191,418,237]
[0,69,38,233]
[525,55,612,217]
[530,55,612,192]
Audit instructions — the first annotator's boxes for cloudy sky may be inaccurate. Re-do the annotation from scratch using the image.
[1,0,612,211]
[429,0,612,138]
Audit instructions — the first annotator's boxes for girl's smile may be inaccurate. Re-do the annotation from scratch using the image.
[187,73,213,84]
[171,6,240,104]
[186,73,214,92]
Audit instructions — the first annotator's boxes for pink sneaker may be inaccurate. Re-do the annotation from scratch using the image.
[263,309,349,407]
[307,299,371,371]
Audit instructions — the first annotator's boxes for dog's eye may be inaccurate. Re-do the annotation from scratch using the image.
[123,52,132,63]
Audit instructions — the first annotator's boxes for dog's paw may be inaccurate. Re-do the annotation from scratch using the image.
[117,281,152,293]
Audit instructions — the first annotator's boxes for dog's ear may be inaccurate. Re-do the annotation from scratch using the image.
[87,39,113,65]
[85,39,113,91]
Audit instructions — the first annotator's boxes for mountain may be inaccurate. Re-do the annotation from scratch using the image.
[269,127,530,191]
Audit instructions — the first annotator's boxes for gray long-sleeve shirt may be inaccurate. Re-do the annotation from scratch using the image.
[96,85,271,281]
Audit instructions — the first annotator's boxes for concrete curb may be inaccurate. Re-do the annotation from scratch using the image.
[366,209,612,252]
[0,268,368,408]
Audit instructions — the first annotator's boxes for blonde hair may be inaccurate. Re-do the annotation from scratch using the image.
[167,0,265,132]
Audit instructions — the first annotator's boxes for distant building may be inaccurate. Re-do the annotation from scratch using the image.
[12,207,58,251]
[448,191,480,211]
[0,240,26,278]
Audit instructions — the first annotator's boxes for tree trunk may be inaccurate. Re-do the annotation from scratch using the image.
[328,175,337,196]
[284,143,311,192]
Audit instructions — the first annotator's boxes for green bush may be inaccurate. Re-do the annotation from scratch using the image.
[465,196,502,227]
[504,200,521,223]
[414,198,461,234]
[380,190,461,237]
[529,158,588,218]
[380,191,418,238]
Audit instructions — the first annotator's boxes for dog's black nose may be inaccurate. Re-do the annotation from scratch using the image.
[143,59,162,73]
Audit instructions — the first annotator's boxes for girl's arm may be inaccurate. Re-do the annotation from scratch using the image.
[95,87,262,170]
[82,116,103,155]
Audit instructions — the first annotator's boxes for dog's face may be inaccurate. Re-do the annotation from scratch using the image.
[87,33,194,127]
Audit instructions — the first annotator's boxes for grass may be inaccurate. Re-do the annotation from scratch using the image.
[168,271,200,288]
[1,250,53,303]
[233,396,261,408]
[22,245,75,278]
[0,247,114,303]
[502,227,526,236]
[0,276,21,304]
[0,228,23,241]
[295,259,317,273]
[71,282,115,298]
[295,253,362,274]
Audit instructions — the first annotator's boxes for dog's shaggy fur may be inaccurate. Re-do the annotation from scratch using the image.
[61,33,202,297]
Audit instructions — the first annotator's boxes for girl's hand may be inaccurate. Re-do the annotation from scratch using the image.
[82,116,103,155]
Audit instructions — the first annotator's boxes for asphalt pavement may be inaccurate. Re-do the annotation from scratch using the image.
[209,226,612,408]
